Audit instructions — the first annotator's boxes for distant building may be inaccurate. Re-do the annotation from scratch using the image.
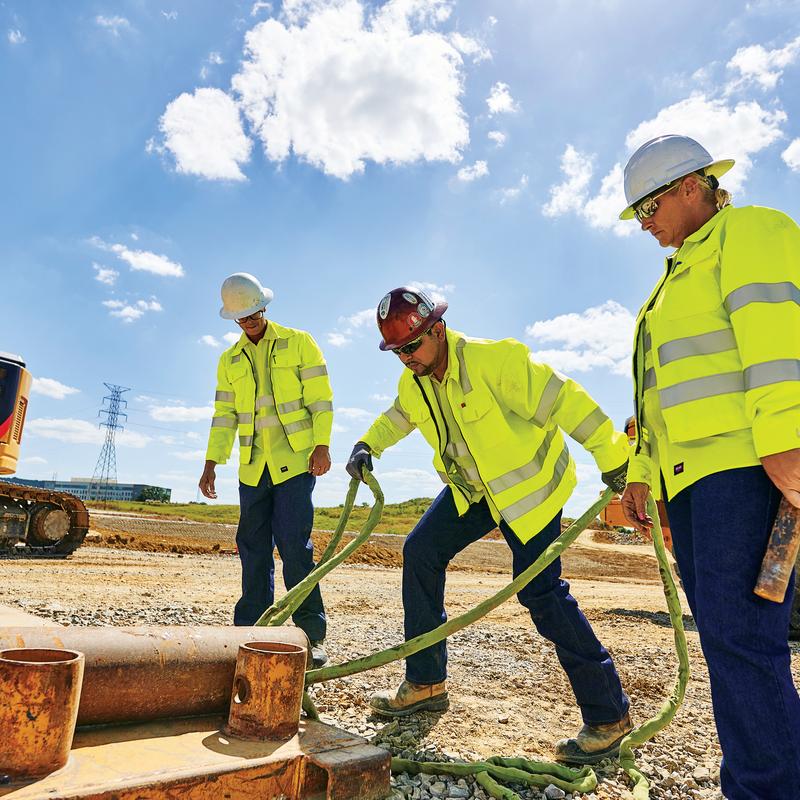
[0,477,172,503]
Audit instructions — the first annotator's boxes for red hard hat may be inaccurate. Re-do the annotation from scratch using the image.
[377,287,448,351]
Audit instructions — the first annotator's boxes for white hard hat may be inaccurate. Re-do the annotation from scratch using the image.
[619,134,735,220]
[219,273,274,320]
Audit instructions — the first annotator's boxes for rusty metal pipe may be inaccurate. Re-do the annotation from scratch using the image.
[0,626,309,727]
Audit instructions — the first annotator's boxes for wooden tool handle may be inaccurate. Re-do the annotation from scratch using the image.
[754,496,800,602]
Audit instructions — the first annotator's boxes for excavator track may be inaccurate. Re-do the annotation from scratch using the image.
[0,482,89,559]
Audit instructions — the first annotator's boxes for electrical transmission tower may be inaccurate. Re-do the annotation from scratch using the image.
[88,384,130,506]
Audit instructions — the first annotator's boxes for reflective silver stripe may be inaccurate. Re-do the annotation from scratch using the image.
[284,419,313,435]
[437,471,449,483]
[211,417,237,429]
[255,416,283,430]
[446,442,470,458]
[215,390,234,403]
[277,398,304,414]
[385,400,414,434]
[463,466,481,482]
[239,435,253,447]
[307,400,333,414]
[658,329,737,367]
[487,428,557,495]
[532,373,564,427]
[500,445,570,523]
[231,354,241,363]
[255,395,275,410]
[300,365,328,380]
[725,282,800,315]
[659,372,744,409]
[644,332,651,353]
[744,359,800,391]
[455,339,472,394]
[237,412,253,424]
[644,367,657,391]
[569,407,609,445]
[276,339,289,350]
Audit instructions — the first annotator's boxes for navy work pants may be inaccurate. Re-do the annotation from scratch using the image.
[402,488,630,725]
[664,466,800,800]
[234,468,326,640]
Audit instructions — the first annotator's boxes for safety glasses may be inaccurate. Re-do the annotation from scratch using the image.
[634,181,679,222]
[393,329,430,356]
[236,309,265,324]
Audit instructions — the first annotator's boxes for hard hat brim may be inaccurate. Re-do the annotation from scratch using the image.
[219,289,274,320]
[619,159,735,220]
[378,302,448,351]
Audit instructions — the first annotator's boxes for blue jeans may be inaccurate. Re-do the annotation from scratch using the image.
[402,488,630,725]
[234,468,326,640]
[664,467,800,800]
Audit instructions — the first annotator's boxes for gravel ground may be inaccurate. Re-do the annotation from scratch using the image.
[2,530,799,800]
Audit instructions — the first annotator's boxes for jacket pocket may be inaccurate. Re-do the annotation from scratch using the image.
[662,257,723,319]
[460,393,511,449]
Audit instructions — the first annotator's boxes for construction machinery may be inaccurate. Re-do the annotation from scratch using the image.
[0,351,89,557]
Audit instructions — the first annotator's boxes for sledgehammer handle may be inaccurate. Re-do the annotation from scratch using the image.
[755,497,800,603]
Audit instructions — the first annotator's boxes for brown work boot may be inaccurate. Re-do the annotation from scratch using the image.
[554,713,633,765]
[369,680,449,717]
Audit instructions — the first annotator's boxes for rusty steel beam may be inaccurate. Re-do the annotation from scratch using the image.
[0,626,310,726]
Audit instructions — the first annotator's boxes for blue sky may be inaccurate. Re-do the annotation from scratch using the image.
[3,0,800,515]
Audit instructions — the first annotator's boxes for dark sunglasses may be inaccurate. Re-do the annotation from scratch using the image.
[394,329,431,356]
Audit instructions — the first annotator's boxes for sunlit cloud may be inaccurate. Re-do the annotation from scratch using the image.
[31,378,80,400]
[8,29,25,44]
[486,82,520,116]
[457,160,489,182]
[96,15,131,36]
[91,236,185,277]
[542,145,594,218]
[103,298,163,322]
[26,418,152,448]
[93,263,119,285]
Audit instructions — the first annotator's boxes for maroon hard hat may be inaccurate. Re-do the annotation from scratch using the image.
[377,287,448,351]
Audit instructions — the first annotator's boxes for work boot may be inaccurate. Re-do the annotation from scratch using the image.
[369,680,449,717]
[554,713,633,765]
[310,640,329,669]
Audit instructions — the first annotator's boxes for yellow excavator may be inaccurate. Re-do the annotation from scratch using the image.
[0,350,89,557]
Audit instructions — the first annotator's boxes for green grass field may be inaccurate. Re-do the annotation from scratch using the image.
[85,496,436,536]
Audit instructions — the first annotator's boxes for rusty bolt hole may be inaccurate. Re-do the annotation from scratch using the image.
[233,677,250,705]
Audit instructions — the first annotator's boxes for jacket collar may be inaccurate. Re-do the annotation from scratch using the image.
[669,205,732,276]
[230,320,282,355]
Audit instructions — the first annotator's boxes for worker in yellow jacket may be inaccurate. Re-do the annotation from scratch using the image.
[618,135,800,800]
[200,273,333,668]
[346,286,632,765]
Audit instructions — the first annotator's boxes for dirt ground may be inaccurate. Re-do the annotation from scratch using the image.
[2,511,799,799]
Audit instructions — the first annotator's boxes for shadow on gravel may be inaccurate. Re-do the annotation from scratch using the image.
[602,608,697,632]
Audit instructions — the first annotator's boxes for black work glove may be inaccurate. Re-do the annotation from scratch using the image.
[601,462,628,494]
[346,442,373,482]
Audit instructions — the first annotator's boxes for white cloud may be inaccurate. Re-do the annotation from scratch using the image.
[208,52,224,65]
[336,407,375,421]
[726,35,800,92]
[149,405,214,422]
[8,29,25,44]
[103,298,163,322]
[230,0,473,179]
[339,308,374,332]
[525,300,636,376]
[31,378,80,400]
[156,88,252,181]
[223,332,241,345]
[96,15,131,36]
[457,160,489,182]
[162,11,178,20]
[326,333,352,347]
[332,422,349,433]
[370,393,393,402]
[379,466,444,495]
[91,236,185,277]
[497,174,528,204]
[783,138,800,171]
[186,431,202,440]
[93,263,119,285]
[170,449,207,461]
[542,145,594,218]
[570,94,788,235]
[488,131,505,147]
[22,456,47,465]
[26,418,152,448]
[447,32,490,63]
[486,82,520,116]
[408,281,453,304]
[131,233,138,240]
[199,335,221,347]
[251,1,272,15]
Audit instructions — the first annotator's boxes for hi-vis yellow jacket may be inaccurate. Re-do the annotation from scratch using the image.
[361,328,629,543]
[206,322,333,485]
[628,205,800,490]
